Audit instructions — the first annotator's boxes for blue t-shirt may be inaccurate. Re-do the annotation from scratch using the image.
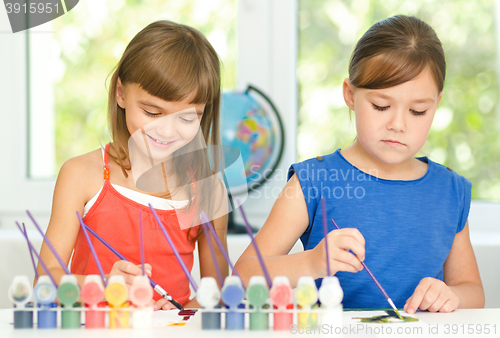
[288,149,471,309]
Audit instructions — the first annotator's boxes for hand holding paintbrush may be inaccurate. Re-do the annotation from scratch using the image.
[329,217,404,320]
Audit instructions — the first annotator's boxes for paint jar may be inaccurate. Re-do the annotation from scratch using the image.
[296,276,318,329]
[8,276,34,329]
[58,275,81,329]
[131,275,154,329]
[318,276,343,329]
[13,303,34,329]
[246,276,269,330]
[85,302,106,329]
[270,276,293,331]
[197,277,221,330]
[130,275,153,308]
[81,275,105,329]
[34,276,57,329]
[37,302,58,329]
[221,276,245,330]
[109,302,131,329]
[106,275,130,329]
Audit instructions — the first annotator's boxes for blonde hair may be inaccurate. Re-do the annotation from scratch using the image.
[107,20,222,239]
[349,15,446,92]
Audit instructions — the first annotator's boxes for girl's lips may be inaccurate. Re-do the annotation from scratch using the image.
[382,139,404,146]
[147,134,175,149]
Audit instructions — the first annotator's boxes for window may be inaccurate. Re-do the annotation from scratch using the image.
[298,0,500,200]
[0,0,297,226]
[30,0,237,178]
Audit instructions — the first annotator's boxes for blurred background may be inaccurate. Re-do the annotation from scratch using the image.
[1,0,499,308]
[32,0,500,200]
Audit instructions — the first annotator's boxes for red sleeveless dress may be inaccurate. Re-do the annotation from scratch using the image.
[71,143,199,305]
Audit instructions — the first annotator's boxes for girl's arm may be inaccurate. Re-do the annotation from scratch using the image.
[38,152,144,288]
[37,155,97,286]
[183,179,229,309]
[404,220,484,313]
[234,173,365,288]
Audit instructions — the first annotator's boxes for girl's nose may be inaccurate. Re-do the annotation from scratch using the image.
[155,115,177,139]
[386,109,406,132]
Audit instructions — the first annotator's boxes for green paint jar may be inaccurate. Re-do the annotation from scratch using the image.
[61,306,81,329]
[58,275,81,329]
[247,276,270,330]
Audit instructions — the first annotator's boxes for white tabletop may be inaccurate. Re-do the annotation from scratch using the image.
[0,308,499,338]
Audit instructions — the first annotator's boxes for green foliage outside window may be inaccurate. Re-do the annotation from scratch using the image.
[299,0,500,200]
[51,0,236,169]
[50,0,499,200]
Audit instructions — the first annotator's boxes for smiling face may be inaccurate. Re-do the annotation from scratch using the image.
[116,78,205,162]
[343,66,442,166]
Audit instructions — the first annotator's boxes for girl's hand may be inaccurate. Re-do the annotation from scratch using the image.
[311,228,365,277]
[404,277,459,314]
[153,298,176,311]
[108,260,152,285]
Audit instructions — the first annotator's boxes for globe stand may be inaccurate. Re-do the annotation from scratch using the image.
[227,209,258,234]
[226,188,258,234]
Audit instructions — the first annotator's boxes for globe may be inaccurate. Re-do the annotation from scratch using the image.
[220,86,285,233]
[220,85,285,196]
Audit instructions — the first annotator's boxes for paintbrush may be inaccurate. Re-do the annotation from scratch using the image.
[200,210,245,291]
[321,197,331,276]
[21,223,39,279]
[15,222,58,287]
[77,212,108,287]
[237,201,272,288]
[200,222,224,287]
[149,204,199,293]
[330,218,404,320]
[27,210,72,275]
[82,221,184,311]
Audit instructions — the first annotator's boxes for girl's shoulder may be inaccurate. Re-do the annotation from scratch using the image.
[57,147,106,203]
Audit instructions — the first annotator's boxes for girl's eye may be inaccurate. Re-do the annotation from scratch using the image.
[143,110,161,117]
[410,109,427,116]
[180,118,196,123]
[372,103,389,111]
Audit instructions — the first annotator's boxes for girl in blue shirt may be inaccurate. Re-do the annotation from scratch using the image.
[235,15,484,313]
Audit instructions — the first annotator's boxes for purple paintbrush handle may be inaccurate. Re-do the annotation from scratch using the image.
[201,222,224,286]
[27,210,71,275]
[359,261,390,300]
[16,222,57,287]
[77,212,108,287]
[149,204,199,292]
[321,197,331,276]
[139,210,145,276]
[330,218,390,300]
[237,203,272,288]
[200,211,243,289]
[21,223,39,279]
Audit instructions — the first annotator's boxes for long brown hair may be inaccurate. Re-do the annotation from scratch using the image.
[107,20,223,240]
[349,15,446,92]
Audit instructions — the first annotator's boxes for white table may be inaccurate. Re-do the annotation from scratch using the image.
[0,308,498,338]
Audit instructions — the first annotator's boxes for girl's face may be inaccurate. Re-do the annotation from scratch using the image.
[343,66,442,165]
[116,78,205,162]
